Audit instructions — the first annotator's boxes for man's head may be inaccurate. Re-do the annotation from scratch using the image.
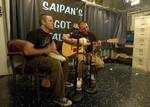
[79,21,89,34]
[39,14,54,32]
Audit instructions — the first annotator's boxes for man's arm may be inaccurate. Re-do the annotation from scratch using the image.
[23,41,50,56]
[63,34,76,44]
[63,34,86,45]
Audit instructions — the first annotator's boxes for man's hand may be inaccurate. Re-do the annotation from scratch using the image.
[79,38,90,46]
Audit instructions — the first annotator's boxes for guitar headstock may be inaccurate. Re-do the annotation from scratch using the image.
[106,38,118,44]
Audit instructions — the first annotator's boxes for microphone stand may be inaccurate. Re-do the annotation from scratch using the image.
[89,42,93,86]
[72,32,83,102]
[74,33,80,92]
[85,41,97,94]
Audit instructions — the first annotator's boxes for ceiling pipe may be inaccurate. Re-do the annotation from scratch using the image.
[81,0,124,13]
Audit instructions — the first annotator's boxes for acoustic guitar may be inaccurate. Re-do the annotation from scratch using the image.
[62,38,118,57]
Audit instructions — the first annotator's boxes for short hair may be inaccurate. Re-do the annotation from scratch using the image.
[39,14,50,26]
[78,21,87,28]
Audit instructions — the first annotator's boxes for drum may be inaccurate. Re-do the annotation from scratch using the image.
[49,52,66,62]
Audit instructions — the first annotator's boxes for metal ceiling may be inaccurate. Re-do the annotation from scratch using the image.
[84,0,150,11]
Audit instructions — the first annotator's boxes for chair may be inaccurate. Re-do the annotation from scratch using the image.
[7,39,41,103]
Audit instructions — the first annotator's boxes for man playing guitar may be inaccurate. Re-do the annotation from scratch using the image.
[63,21,104,101]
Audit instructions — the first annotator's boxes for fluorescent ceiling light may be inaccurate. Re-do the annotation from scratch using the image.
[125,0,130,3]
[125,0,140,6]
[92,0,95,4]
[131,0,140,6]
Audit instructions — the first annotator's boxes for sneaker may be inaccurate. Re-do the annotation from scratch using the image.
[76,79,82,91]
[72,91,83,102]
[84,87,97,94]
[54,97,72,106]
[65,81,74,88]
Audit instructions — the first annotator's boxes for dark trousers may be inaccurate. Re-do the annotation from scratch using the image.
[28,56,66,99]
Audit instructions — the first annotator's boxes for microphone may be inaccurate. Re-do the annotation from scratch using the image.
[73,23,79,29]
[71,23,82,38]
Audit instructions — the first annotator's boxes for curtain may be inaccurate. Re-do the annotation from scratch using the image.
[114,12,127,44]
[9,1,127,43]
[84,4,127,44]
[2,0,10,41]
[10,0,40,39]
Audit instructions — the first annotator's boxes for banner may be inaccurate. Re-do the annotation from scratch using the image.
[39,0,85,51]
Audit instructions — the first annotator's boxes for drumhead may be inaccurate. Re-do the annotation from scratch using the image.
[49,53,66,62]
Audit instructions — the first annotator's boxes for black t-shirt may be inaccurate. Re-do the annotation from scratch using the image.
[26,29,52,60]
[27,29,52,48]
[70,31,97,52]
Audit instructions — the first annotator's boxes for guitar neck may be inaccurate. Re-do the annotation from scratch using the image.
[99,38,118,44]
[101,40,107,43]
